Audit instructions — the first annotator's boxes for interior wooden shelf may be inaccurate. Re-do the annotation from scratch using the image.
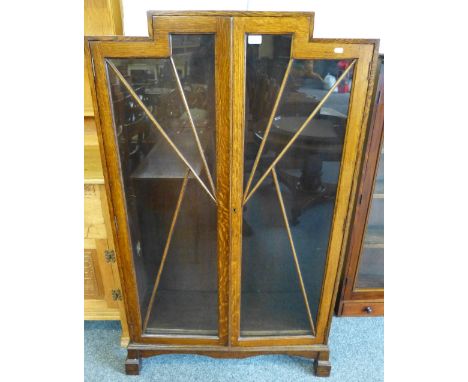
[363,243,384,249]
[144,290,316,337]
[144,290,218,336]
[364,225,384,246]
[355,275,384,290]
[240,292,313,337]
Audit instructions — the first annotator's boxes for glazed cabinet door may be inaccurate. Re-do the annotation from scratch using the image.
[355,59,384,293]
[355,141,384,290]
[88,16,230,345]
[230,16,378,346]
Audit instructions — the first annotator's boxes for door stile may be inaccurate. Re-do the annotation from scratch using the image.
[214,16,232,346]
[229,16,246,346]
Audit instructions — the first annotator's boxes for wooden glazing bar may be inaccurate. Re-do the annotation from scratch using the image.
[143,169,191,331]
[244,59,356,205]
[169,57,217,197]
[106,59,216,203]
[272,167,316,336]
[243,58,294,200]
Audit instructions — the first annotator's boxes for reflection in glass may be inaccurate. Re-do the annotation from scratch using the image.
[356,144,384,289]
[241,34,354,336]
[106,35,218,336]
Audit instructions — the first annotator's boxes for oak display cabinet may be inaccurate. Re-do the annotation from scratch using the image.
[86,11,379,377]
[337,55,384,316]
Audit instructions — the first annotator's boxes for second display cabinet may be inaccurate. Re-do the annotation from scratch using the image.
[86,11,379,377]
[337,55,384,316]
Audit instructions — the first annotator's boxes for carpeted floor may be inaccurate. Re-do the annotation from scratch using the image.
[84,317,383,381]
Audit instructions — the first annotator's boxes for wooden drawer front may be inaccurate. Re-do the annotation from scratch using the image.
[340,301,384,316]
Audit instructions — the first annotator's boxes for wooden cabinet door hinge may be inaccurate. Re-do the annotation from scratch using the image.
[104,249,116,263]
[112,289,123,301]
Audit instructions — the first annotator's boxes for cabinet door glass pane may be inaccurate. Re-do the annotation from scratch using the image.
[356,144,384,289]
[106,35,218,336]
[241,34,354,336]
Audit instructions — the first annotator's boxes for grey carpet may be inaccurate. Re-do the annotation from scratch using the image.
[84,317,383,381]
